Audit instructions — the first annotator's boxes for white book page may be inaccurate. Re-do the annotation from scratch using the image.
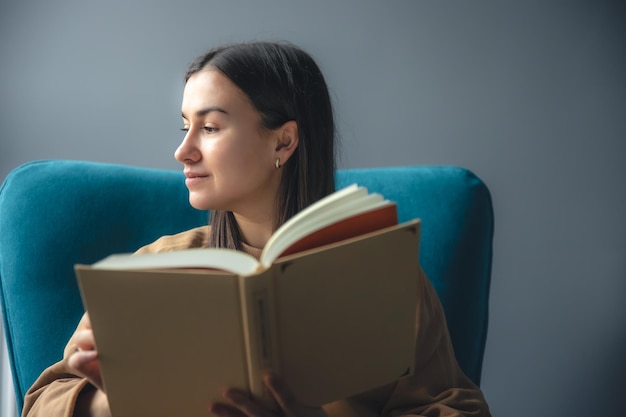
[92,248,260,276]
[260,184,388,267]
[260,198,390,267]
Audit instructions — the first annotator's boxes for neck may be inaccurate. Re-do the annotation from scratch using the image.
[233,213,275,249]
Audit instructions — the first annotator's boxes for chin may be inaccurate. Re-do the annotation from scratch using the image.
[188,197,213,211]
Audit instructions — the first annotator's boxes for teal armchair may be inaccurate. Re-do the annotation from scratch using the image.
[0,160,493,412]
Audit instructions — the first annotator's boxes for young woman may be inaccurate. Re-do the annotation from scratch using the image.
[21,41,491,417]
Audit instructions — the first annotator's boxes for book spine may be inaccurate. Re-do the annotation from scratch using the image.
[238,268,280,406]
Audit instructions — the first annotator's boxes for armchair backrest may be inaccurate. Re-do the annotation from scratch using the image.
[0,160,493,412]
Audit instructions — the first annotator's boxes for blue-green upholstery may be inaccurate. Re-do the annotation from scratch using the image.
[0,160,493,412]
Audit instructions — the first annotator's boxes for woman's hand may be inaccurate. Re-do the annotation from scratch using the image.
[67,313,112,417]
[68,313,105,391]
[209,373,328,417]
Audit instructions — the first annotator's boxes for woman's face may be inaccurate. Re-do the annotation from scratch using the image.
[175,69,281,218]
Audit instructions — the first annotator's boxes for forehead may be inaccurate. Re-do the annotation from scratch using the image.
[181,69,251,116]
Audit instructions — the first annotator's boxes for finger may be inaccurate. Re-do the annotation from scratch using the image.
[68,350,104,391]
[77,312,92,330]
[73,329,97,351]
[69,349,98,366]
[222,388,273,417]
[263,373,296,414]
[67,349,98,376]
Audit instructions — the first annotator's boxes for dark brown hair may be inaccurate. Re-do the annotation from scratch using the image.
[185,41,336,250]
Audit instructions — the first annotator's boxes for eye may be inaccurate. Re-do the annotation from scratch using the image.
[180,127,189,132]
[203,126,218,133]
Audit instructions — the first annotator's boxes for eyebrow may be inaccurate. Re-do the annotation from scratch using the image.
[181,106,229,119]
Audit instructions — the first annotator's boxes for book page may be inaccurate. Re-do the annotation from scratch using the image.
[261,184,392,266]
[275,203,398,259]
[92,247,261,276]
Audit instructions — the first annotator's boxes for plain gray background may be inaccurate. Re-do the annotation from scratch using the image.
[1,1,625,416]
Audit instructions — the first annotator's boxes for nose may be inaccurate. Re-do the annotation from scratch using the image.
[174,130,201,164]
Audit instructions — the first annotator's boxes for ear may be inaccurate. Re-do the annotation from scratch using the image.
[274,120,299,164]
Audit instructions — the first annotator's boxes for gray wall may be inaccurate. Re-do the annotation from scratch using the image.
[1,1,625,416]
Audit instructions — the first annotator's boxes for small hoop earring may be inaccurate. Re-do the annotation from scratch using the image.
[275,158,281,169]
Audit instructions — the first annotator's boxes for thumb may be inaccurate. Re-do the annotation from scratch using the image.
[68,349,105,392]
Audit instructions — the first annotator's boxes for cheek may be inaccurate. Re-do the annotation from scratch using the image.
[188,137,277,211]
[227,150,271,187]
[208,137,271,183]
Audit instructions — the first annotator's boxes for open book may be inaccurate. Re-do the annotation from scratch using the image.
[92,184,398,275]
[75,185,422,417]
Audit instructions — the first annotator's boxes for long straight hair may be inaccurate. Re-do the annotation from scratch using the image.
[184,41,336,250]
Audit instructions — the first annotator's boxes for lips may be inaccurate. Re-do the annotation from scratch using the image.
[184,171,208,179]
[184,171,210,186]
